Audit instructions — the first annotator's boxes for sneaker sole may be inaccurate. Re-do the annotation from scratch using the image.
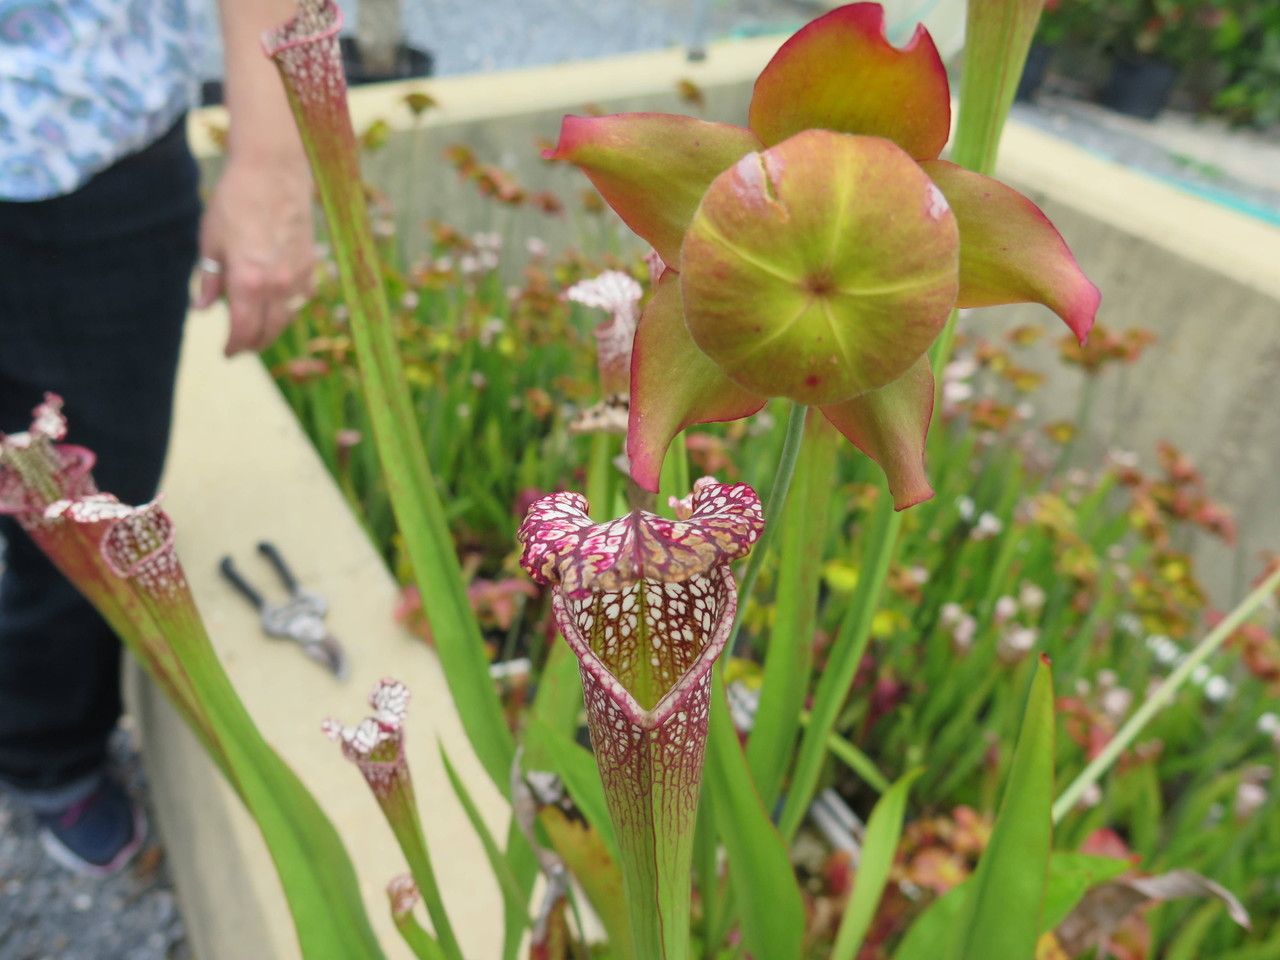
[38,801,148,879]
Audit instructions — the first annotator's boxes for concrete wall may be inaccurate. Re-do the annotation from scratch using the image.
[991,121,1280,602]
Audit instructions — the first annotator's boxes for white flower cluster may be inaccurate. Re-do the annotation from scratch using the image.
[1145,634,1234,704]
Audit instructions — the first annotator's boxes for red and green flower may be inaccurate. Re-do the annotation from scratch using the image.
[547,2,1101,508]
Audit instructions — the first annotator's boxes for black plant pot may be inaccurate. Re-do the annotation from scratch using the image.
[339,37,433,86]
[199,38,433,107]
[1015,42,1055,102]
[1099,56,1178,120]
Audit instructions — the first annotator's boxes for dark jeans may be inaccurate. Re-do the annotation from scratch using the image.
[0,120,200,792]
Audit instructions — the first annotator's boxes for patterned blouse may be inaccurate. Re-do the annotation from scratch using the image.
[0,0,201,201]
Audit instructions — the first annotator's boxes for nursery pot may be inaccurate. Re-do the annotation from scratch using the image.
[339,37,434,85]
[1015,42,1055,102]
[200,40,433,106]
[1099,56,1178,120]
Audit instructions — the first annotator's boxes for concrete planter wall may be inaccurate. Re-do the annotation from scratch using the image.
[153,37,1279,960]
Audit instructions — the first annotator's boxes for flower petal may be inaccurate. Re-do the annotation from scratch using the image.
[820,355,936,510]
[628,275,766,491]
[565,270,642,395]
[681,131,959,405]
[922,160,1101,343]
[749,3,950,158]
[545,114,761,264]
[517,479,764,597]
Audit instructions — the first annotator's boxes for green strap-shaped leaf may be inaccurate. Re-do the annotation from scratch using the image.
[705,679,805,960]
[266,0,514,794]
[505,640,583,960]
[523,716,620,862]
[948,657,1056,960]
[779,488,902,841]
[439,745,531,933]
[831,769,922,960]
[1039,852,1132,930]
[747,412,838,809]
[895,851,1130,959]
[951,0,1047,174]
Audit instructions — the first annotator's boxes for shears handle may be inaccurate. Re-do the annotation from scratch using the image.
[218,556,264,610]
[258,540,300,595]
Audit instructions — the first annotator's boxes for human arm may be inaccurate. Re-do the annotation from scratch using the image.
[195,0,315,356]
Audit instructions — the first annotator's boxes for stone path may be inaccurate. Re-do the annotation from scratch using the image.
[0,730,189,960]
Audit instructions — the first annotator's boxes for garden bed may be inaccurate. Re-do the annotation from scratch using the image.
[189,35,1280,602]
[145,36,1280,959]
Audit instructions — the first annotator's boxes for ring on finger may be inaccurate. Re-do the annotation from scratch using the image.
[198,256,223,275]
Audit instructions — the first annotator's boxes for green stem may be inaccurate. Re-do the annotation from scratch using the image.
[657,430,692,518]
[778,488,902,841]
[699,402,809,960]
[747,412,838,808]
[384,785,465,960]
[587,430,617,523]
[728,402,809,651]
[1052,566,1280,823]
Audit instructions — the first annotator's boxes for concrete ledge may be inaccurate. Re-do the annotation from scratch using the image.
[133,310,506,959]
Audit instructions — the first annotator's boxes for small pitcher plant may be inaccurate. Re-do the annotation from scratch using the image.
[517,479,763,957]
[7,1,1275,958]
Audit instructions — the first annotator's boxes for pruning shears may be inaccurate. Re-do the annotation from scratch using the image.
[218,541,349,680]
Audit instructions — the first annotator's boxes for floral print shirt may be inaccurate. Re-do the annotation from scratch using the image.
[0,0,201,201]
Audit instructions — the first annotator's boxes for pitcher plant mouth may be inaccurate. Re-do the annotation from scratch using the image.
[261,0,343,63]
[0,394,98,516]
[552,569,736,724]
[1,392,387,958]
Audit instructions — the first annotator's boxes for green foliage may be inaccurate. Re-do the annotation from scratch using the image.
[1035,0,1280,124]
[265,196,1280,955]
[830,770,922,960]
[948,660,1056,960]
[706,681,807,960]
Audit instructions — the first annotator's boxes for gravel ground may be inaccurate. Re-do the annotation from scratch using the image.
[0,729,190,960]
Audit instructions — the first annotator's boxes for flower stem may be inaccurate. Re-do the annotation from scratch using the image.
[747,412,839,808]
[1052,566,1280,823]
[728,401,809,651]
[778,488,902,841]
[383,785,465,960]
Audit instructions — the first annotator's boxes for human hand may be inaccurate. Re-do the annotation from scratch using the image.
[194,152,314,356]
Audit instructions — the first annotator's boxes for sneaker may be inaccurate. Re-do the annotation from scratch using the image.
[36,774,147,877]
